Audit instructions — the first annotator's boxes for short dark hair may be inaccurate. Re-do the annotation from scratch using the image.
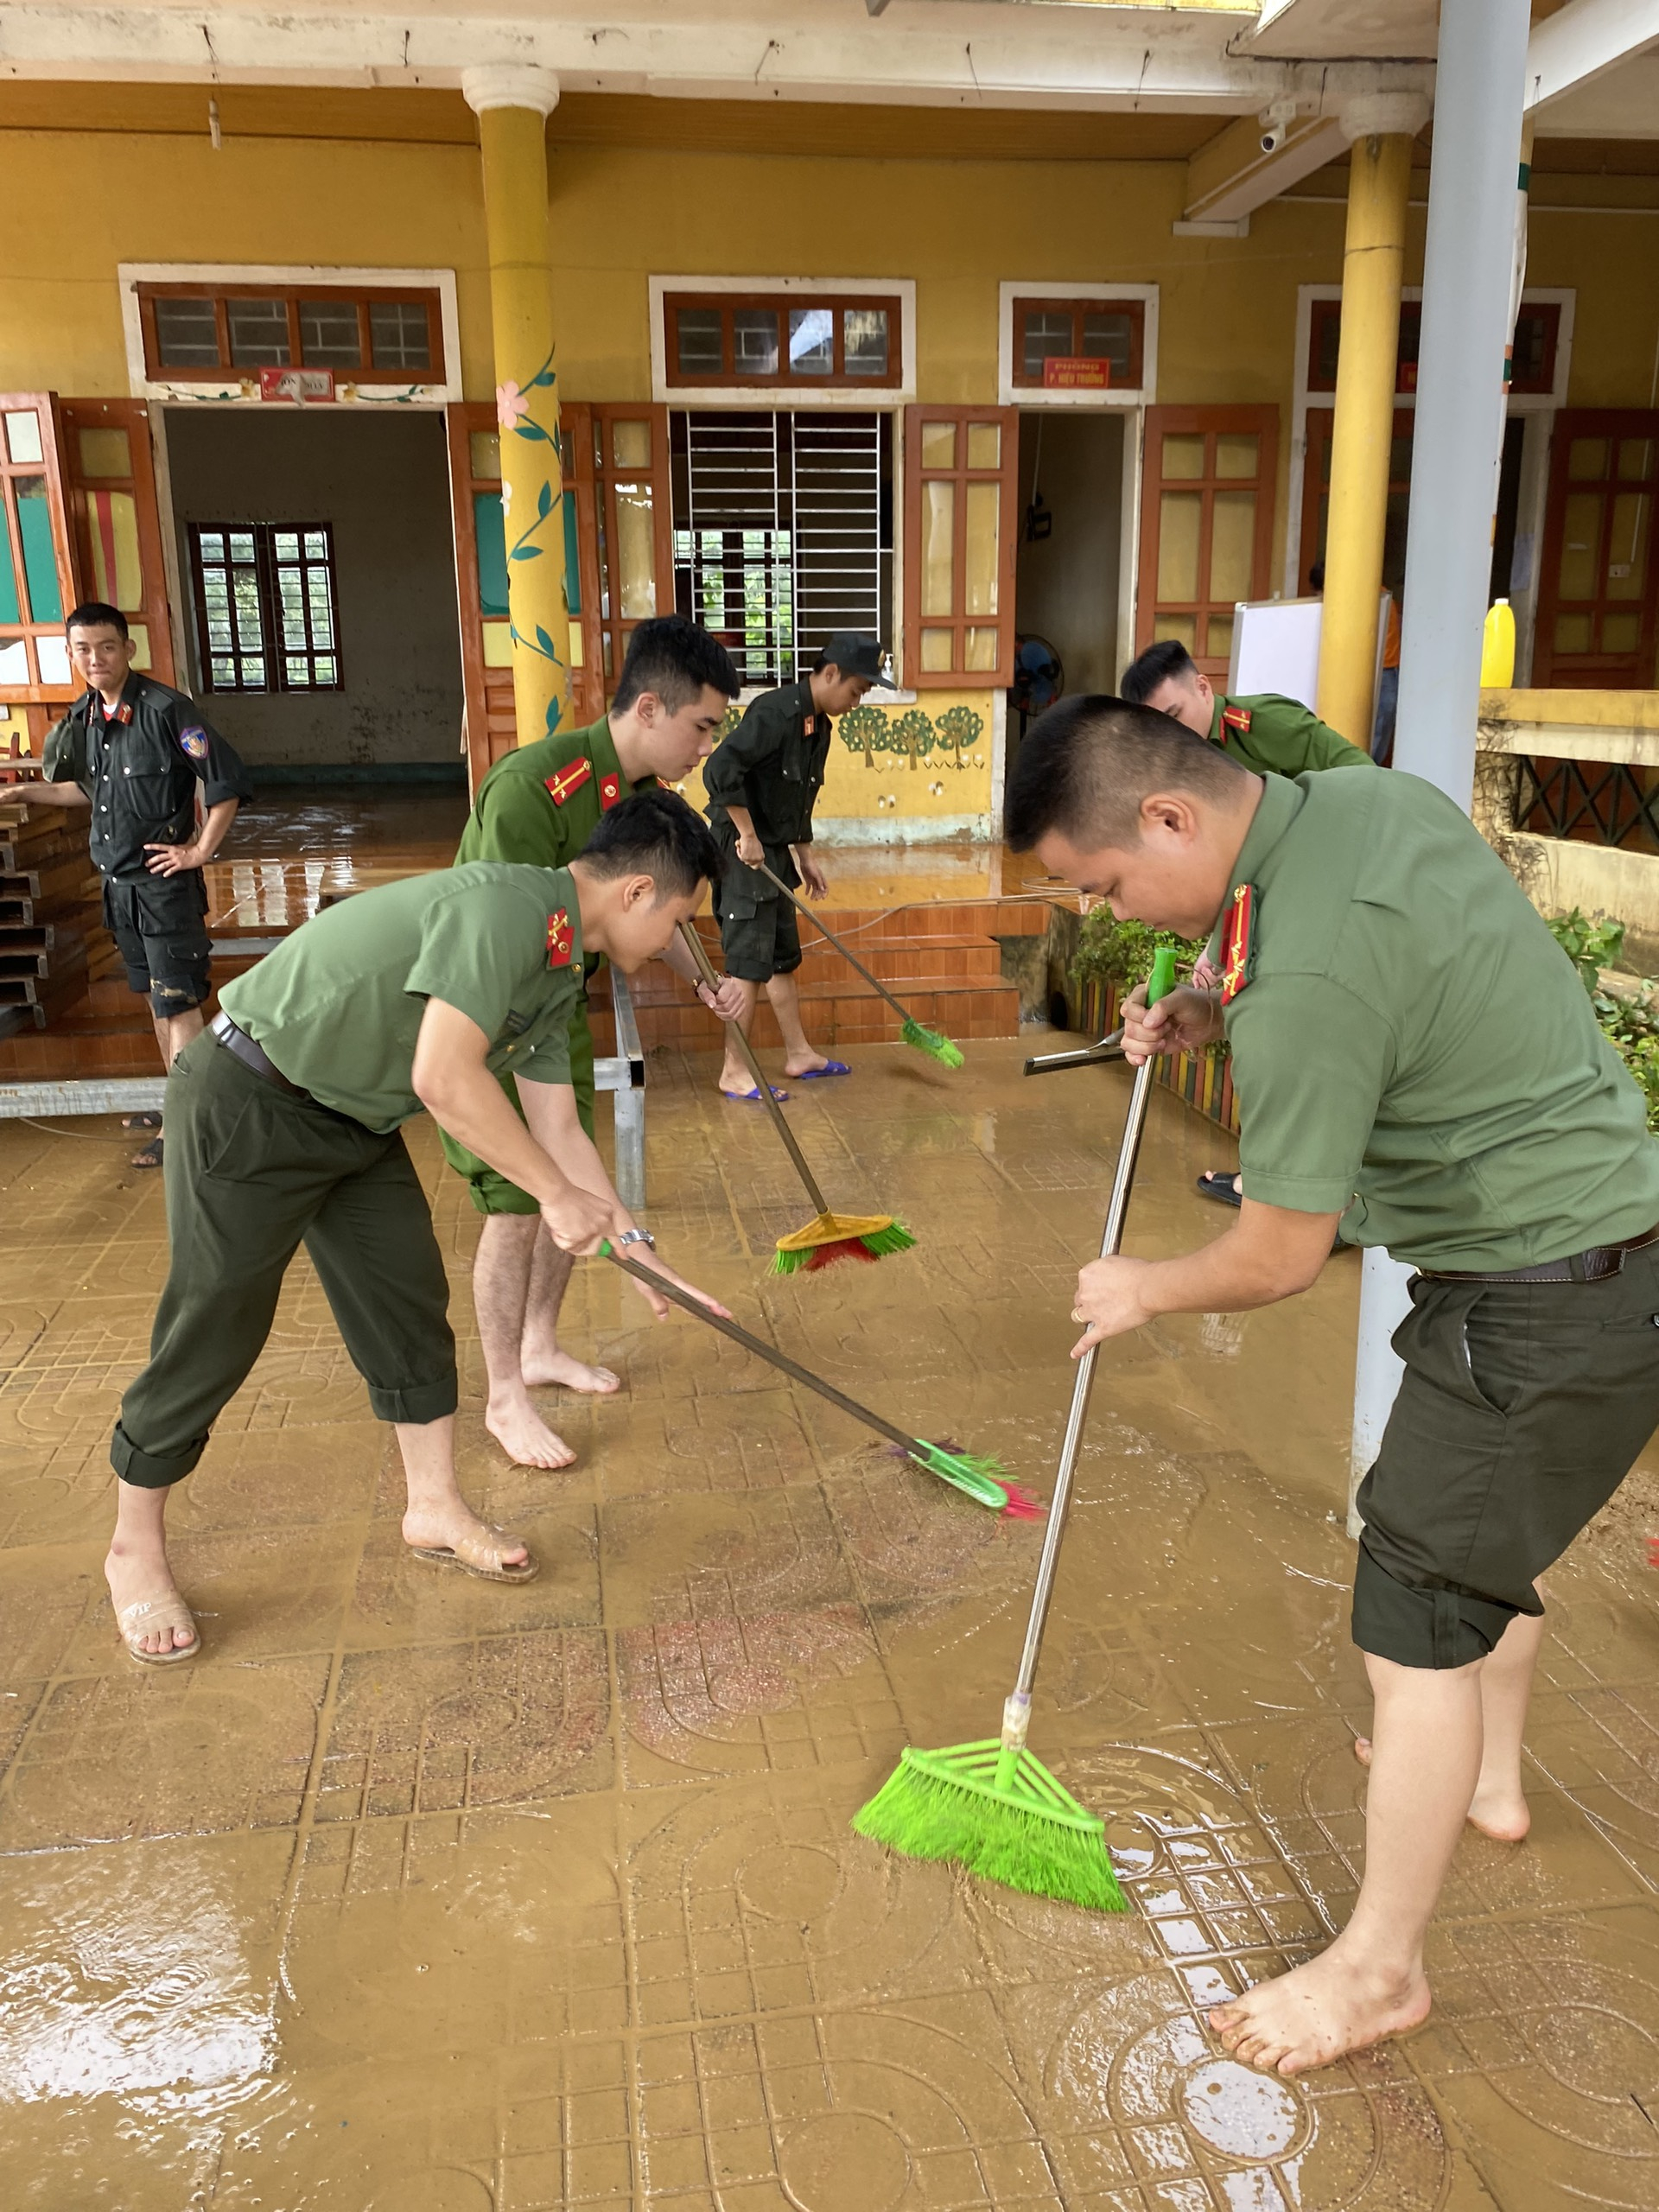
[1308,560,1325,592]
[66,601,129,640]
[612,615,738,715]
[577,787,722,900]
[1005,694,1248,852]
[1119,639,1198,705]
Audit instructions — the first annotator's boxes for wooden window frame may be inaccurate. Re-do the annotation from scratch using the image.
[1533,407,1659,690]
[1306,297,1562,401]
[1135,405,1280,677]
[1009,296,1146,394]
[187,520,343,695]
[137,282,442,385]
[0,391,79,704]
[901,403,1018,690]
[662,292,903,392]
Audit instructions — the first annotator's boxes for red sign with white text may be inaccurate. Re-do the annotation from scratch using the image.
[1042,357,1111,391]
[258,368,336,404]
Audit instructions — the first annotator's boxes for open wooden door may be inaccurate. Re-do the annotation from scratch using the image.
[1136,405,1279,677]
[0,393,79,760]
[447,401,526,794]
[59,398,177,689]
[1533,410,1659,688]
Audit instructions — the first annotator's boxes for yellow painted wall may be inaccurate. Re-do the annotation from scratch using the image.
[674,690,995,828]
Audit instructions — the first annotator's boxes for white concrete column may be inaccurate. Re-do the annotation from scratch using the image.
[1348,0,1531,1524]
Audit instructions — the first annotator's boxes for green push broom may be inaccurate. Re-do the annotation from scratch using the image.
[681,920,916,1275]
[601,1242,1041,1518]
[757,862,964,1070]
[852,946,1183,1911]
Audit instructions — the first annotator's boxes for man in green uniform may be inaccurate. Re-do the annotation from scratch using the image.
[27,601,253,1168]
[703,632,893,1101]
[104,791,728,1666]
[446,615,745,1471]
[1121,638,1370,777]
[1007,699,1659,2078]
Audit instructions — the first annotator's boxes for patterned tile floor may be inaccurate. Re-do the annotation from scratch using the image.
[1,1039,1656,2209]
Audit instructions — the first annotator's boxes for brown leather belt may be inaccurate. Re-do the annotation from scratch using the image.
[209,1011,310,1100]
[1418,1221,1659,1285]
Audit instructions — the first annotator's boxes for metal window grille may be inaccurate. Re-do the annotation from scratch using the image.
[1517,755,1659,855]
[670,410,892,687]
[188,522,342,695]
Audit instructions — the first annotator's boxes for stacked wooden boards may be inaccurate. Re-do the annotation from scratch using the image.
[0,794,99,1028]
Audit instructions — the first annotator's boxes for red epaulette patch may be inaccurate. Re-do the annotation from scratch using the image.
[544,757,593,808]
[1219,882,1256,1005]
[1220,705,1253,736]
[598,769,623,811]
[546,906,575,969]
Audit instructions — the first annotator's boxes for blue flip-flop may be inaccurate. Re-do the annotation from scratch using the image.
[722,1084,789,1103]
[794,1061,852,1080]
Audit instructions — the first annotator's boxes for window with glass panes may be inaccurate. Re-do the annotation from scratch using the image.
[1011,298,1145,391]
[139,285,440,383]
[664,295,900,390]
[188,523,340,693]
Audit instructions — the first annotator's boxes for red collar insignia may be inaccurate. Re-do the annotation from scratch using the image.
[546,906,575,968]
[598,769,623,810]
[544,757,593,808]
[1219,705,1253,738]
[96,698,133,727]
[1219,883,1256,1004]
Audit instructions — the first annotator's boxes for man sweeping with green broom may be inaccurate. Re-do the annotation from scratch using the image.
[995,696,1659,2076]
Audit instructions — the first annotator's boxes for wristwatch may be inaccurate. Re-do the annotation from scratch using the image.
[617,1228,656,1250]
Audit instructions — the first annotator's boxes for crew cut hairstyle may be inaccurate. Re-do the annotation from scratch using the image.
[578,787,723,900]
[1005,695,1248,853]
[1119,638,1197,705]
[66,601,129,639]
[612,614,739,715]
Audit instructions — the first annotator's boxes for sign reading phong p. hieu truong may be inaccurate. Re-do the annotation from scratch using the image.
[258,368,336,404]
[1042,357,1110,391]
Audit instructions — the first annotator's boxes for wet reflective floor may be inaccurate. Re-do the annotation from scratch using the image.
[1,1039,1656,2209]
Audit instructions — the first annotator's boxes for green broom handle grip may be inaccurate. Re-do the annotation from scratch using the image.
[1006,948,1179,1729]
[678,918,831,1218]
[756,861,912,1024]
[601,1241,918,1453]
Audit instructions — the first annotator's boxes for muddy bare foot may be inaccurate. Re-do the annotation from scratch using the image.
[105,1544,196,1656]
[520,1350,620,1395]
[1351,1735,1529,1841]
[1209,1950,1431,2076]
[401,1501,529,1570]
[484,1393,577,1471]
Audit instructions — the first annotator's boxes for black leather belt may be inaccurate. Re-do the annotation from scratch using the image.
[1418,1221,1659,1284]
[209,1011,309,1099]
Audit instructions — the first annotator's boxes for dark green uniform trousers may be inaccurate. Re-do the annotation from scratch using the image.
[111,1031,458,1489]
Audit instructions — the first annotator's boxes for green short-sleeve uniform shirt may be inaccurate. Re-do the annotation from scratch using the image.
[1216,770,1659,1270]
[1208,692,1371,778]
[454,710,650,880]
[218,862,584,1135]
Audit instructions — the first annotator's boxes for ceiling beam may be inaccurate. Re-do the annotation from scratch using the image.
[1182,111,1347,223]
[1526,0,1659,111]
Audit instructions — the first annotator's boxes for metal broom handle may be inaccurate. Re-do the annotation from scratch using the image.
[678,919,831,1219]
[756,861,910,1021]
[1004,950,1179,1739]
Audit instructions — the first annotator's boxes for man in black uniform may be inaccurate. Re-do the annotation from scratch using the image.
[29,603,252,1166]
[702,632,893,1100]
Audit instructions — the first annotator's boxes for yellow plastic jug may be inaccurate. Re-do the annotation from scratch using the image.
[1481,598,1516,688]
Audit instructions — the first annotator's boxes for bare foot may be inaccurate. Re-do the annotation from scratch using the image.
[105,1542,196,1656]
[484,1392,577,1471]
[1209,1948,1431,2076]
[520,1349,621,1395]
[1351,1735,1530,1841]
[783,1050,831,1077]
[401,1500,529,1569]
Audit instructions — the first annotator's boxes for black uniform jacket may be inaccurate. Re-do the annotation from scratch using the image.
[44,675,253,880]
[702,679,830,851]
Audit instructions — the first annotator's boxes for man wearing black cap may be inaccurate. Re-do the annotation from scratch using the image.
[703,632,893,1099]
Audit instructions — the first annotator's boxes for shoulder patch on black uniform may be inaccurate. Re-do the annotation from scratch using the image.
[179,727,208,760]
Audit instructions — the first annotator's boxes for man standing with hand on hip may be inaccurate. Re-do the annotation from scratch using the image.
[1007,696,1659,2078]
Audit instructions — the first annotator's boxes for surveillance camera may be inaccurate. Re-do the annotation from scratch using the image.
[1260,122,1287,154]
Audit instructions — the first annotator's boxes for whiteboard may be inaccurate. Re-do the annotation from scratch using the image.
[1227,594,1390,710]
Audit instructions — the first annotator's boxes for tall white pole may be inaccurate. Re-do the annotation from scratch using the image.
[1349,0,1533,1527]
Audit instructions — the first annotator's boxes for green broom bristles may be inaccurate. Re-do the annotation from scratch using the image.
[904,1439,1042,1518]
[854,1743,1128,1912]
[769,1217,917,1275]
[901,1016,965,1070]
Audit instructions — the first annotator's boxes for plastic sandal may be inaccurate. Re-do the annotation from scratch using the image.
[1196,1171,1243,1209]
[410,1524,539,1584]
[116,1591,199,1665]
[721,1084,789,1103]
[121,1112,162,1131]
[794,1061,852,1079]
[130,1135,165,1171]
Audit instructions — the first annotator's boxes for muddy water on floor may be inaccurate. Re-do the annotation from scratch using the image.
[0,1040,1655,2205]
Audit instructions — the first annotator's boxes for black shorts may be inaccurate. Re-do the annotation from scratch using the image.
[103,873,212,1014]
[1353,1241,1659,1669]
[713,845,803,983]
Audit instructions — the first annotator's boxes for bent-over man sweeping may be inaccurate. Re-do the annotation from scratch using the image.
[1007,696,1659,2077]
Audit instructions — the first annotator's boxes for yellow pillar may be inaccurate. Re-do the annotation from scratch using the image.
[1316,95,1427,748]
[464,66,570,747]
